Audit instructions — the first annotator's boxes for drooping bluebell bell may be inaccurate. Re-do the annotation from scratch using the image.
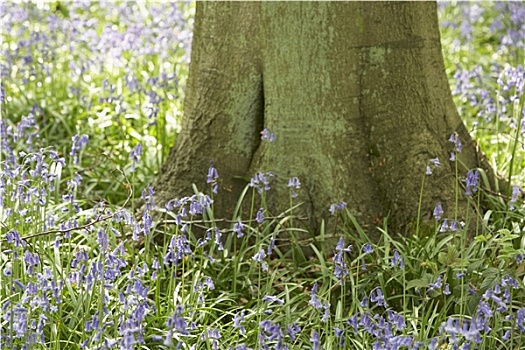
[256,208,264,223]
[252,249,268,272]
[262,295,284,305]
[249,172,274,194]
[334,327,345,347]
[433,203,444,220]
[510,186,522,210]
[260,128,275,142]
[286,323,301,341]
[430,157,442,167]
[391,250,404,269]
[465,169,480,195]
[70,133,89,165]
[233,219,244,238]
[309,282,323,309]
[440,219,449,232]
[427,275,443,293]
[362,243,373,254]
[207,161,219,194]
[449,132,463,153]
[329,201,346,215]
[370,288,387,307]
[267,236,276,255]
[287,177,300,198]
[310,330,321,350]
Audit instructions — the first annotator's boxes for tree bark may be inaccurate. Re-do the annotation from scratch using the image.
[153,1,496,251]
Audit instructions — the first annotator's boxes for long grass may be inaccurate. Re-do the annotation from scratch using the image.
[1,1,524,349]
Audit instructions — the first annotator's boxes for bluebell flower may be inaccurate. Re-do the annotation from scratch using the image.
[440,219,449,232]
[347,314,358,332]
[517,307,525,331]
[360,296,369,307]
[370,288,387,307]
[210,227,223,251]
[207,162,219,193]
[260,128,275,142]
[449,132,463,152]
[233,220,244,238]
[167,306,189,335]
[310,330,321,350]
[206,329,221,350]
[233,310,246,335]
[309,282,323,309]
[465,169,480,195]
[362,243,373,254]
[287,323,301,341]
[259,319,283,344]
[262,295,284,305]
[444,284,451,295]
[287,177,300,198]
[433,203,444,220]
[70,134,89,164]
[335,237,352,253]
[252,249,268,271]
[510,186,521,210]
[428,275,443,293]
[249,172,274,194]
[129,143,142,172]
[334,327,345,347]
[430,157,441,167]
[329,201,346,215]
[267,236,276,255]
[256,208,264,223]
[321,302,330,323]
[391,250,404,269]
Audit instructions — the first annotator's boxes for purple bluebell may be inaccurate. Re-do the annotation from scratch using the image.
[233,220,244,238]
[329,201,347,215]
[449,132,463,152]
[309,282,323,309]
[256,208,264,223]
[510,186,521,210]
[391,250,404,269]
[233,310,246,335]
[267,236,276,255]
[440,219,449,232]
[260,128,275,142]
[287,323,301,341]
[262,295,284,305]
[207,162,219,193]
[362,243,373,254]
[370,288,387,307]
[433,203,444,220]
[430,157,441,167]
[252,249,268,272]
[310,330,321,350]
[70,134,89,164]
[465,169,480,195]
[287,177,300,198]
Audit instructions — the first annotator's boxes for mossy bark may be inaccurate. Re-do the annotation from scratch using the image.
[153,2,497,252]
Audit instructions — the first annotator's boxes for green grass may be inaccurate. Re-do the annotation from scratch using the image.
[0,1,524,349]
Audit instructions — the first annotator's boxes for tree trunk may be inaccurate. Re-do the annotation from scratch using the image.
[153,1,496,251]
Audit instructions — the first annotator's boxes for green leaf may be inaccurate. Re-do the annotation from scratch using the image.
[407,278,430,290]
